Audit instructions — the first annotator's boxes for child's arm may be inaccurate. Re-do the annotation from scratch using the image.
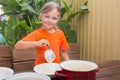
[14,39,49,50]
[14,40,38,50]
[60,50,70,61]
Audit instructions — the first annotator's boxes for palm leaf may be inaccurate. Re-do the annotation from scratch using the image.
[20,2,38,15]
[4,15,21,47]
[67,11,80,22]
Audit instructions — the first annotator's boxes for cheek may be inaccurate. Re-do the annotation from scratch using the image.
[41,18,47,24]
[54,20,59,24]
[51,22,57,26]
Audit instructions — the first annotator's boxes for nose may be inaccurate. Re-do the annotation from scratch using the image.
[48,18,53,23]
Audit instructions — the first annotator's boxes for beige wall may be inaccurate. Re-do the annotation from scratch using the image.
[69,0,120,62]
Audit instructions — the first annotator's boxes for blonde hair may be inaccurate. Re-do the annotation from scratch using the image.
[40,2,61,14]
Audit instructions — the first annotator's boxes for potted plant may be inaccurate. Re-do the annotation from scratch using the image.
[57,0,88,55]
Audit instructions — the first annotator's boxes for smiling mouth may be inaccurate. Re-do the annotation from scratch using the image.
[46,23,53,26]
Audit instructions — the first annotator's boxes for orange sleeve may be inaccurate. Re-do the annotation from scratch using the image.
[59,31,69,50]
[22,30,39,41]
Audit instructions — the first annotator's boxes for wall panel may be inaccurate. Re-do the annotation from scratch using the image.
[69,0,120,62]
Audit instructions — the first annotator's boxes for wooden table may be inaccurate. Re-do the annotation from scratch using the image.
[51,60,120,80]
[96,60,120,80]
[13,60,120,80]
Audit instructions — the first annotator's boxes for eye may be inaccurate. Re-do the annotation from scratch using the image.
[45,15,49,18]
[52,17,57,20]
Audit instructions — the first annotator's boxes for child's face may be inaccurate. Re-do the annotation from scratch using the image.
[41,9,60,31]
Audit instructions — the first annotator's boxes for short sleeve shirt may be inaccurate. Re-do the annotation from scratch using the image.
[22,28,69,65]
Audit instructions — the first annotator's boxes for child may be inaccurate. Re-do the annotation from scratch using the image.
[14,1,70,65]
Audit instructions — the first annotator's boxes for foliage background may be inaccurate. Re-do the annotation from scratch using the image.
[0,0,88,47]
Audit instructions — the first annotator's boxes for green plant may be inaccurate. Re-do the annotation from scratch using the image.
[0,0,46,47]
[58,0,88,43]
[0,0,88,47]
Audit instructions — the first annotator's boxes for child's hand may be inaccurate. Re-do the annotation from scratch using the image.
[36,39,49,47]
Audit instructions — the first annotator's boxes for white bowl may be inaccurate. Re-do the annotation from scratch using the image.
[0,67,14,80]
[34,63,61,75]
[6,72,50,80]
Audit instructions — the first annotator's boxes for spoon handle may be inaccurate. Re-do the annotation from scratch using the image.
[46,44,50,49]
